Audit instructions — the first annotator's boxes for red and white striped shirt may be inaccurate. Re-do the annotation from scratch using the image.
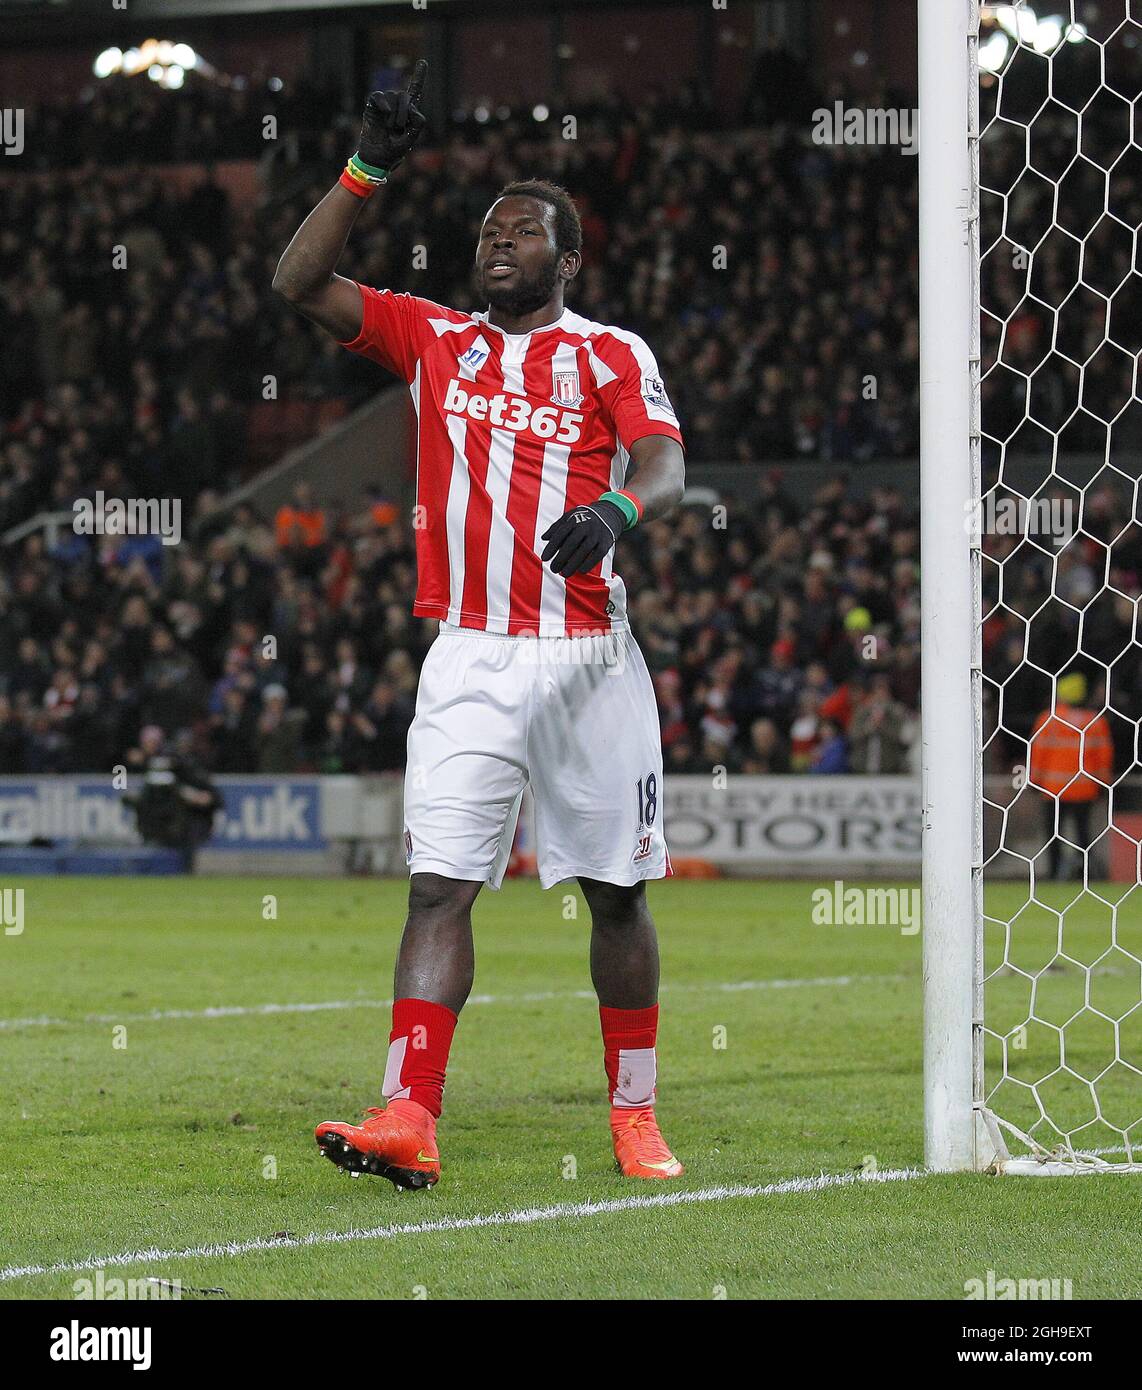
[341,283,684,636]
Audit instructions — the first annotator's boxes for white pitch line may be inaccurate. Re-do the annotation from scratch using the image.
[0,1165,924,1284]
[0,974,906,1032]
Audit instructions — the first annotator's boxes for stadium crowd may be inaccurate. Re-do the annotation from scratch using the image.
[5,458,1137,781]
[2,68,922,539]
[0,471,930,777]
[0,163,374,535]
[21,69,339,167]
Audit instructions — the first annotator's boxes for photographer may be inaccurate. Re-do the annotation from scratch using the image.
[123,725,222,871]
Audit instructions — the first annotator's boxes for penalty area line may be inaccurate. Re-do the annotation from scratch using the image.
[0,1166,924,1283]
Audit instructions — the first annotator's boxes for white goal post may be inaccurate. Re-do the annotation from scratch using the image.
[920,0,1142,1174]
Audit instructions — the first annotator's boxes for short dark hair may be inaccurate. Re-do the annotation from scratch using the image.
[495,179,583,255]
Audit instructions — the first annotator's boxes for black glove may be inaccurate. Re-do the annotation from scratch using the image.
[540,500,627,577]
[356,59,428,175]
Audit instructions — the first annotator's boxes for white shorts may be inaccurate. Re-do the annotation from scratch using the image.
[404,623,670,890]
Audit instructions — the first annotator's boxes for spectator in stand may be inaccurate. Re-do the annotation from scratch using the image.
[755,637,803,726]
[365,488,400,530]
[275,481,327,558]
[210,685,258,773]
[139,625,206,732]
[847,674,913,774]
[353,679,415,773]
[291,644,335,756]
[740,717,790,775]
[255,683,307,774]
[329,636,372,710]
[8,637,49,701]
[809,719,848,774]
[818,677,855,736]
[319,709,356,774]
[788,689,823,772]
[0,697,26,771]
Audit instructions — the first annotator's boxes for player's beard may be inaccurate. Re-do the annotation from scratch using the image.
[480,249,562,317]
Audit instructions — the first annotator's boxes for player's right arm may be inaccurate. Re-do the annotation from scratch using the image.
[272,61,428,342]
[272,186,369,341]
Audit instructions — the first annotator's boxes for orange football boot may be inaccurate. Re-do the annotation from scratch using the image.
[315,1098,440,1190]
[610,1106,684,1179]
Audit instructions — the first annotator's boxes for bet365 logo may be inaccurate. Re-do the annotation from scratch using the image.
[443,379,583,442]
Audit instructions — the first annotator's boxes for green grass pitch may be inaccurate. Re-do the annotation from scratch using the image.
[2,876,1140,1300]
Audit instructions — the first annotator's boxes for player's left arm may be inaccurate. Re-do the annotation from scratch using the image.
[540,433,684,577]
[622,432,686,524]
[542,331,686,576]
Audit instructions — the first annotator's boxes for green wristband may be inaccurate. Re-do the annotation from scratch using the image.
[599,490,640,531]
[349,153,389,183]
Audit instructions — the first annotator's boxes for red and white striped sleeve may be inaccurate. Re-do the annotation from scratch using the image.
[337,282,444,384]
[593,328,684,452]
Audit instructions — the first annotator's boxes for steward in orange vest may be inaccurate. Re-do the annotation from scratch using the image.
[1028,673,1111,880]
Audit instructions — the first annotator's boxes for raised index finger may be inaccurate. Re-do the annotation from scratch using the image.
[406,59,428,104]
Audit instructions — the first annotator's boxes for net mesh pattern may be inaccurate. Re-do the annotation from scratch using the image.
[977,0,1142,1166]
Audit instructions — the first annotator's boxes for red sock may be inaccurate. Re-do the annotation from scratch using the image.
[600,1003,659,1109]
[382,998,457,1119]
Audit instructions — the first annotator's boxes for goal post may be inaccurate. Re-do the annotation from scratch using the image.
[922,0,1142,1175]
[919,0,982,1173]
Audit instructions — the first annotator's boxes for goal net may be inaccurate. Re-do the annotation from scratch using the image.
[921,0,1142,1174]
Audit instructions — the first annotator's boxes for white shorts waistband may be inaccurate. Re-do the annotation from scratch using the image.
[438,620,628,642]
